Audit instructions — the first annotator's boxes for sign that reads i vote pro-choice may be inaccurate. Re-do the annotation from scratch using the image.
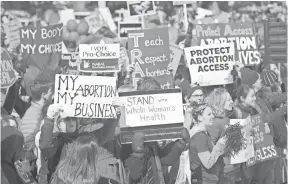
[79,44,120,60]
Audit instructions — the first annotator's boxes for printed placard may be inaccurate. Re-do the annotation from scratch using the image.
[119,88,184,143]
[170,44,183,77]
[230,117,254,164]
[85,12,106,34]
[60,52,80,74]
[1,47,17,88]
[2,19,22,49]
[118,22,143,38]
[127,1,156,17]
[128,27,173,89]
[247,115,278,166]
[54,74,118,119]
[184,43,235,86]
[195,23,260,66]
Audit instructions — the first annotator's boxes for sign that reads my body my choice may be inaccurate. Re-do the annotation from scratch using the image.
[184,43,235,86]
[79,44,120,72]
[196,23,260,66]
[54,74,118,119]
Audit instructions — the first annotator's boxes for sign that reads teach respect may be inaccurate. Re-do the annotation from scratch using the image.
[184,43,235,86]
[247,115,278,166]
[128,27,172,89]
[20,24,63,55]
[195,23,260,66]
[79,44,120,72]
[54,74,118,119]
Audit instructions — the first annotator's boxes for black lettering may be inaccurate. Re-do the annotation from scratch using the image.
[74,103,82,116]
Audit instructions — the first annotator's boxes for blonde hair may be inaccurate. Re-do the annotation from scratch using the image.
[205,88,230,118]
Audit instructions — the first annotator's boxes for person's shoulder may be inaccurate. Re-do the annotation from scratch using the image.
[192,131,208,141]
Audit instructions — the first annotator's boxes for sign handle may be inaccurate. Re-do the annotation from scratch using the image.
[183,4,188,32]
[142,15,145,29]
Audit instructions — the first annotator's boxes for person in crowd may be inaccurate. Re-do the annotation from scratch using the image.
[189,103,227,184]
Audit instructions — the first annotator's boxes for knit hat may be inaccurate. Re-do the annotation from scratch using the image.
[186,85,203,98]
[261,69,279,87]
[240,68,260,88]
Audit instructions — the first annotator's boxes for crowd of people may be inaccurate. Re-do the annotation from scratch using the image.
[1,1,287,184]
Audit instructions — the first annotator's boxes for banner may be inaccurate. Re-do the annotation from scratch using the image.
[1,47,17,88]
[119,89,184,143]
[128,27,172,89]
[54,74,118,118]
[184,43,234,86]
[247,115,278,166]
[79,44,120,72]
[118,22,143,38]
[230,117,254,164]
[169,44,183,77]
[195,23,260,66]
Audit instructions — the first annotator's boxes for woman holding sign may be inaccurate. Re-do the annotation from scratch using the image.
[189,103,227,184]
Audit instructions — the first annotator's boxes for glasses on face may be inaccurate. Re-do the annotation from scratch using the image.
[191,94,203,98]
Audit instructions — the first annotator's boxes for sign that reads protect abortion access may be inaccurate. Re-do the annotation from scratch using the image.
[184,43,235,86]
[79,44,120,72]
[128,27,172,89]
[119,88,184,143]
[195,23,260,66]
[54,74,118,119]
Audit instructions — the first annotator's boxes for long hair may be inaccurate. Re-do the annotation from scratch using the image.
[205,88,230,118]
[56,133,101,184]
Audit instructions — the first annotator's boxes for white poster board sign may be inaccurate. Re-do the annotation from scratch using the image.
[79,44,120,59]
[54,74,118,118]
[184,43,235,86]
[230,116,254,164]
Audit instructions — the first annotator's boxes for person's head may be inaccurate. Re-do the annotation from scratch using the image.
[205,88,234,118]
[191,104,214,127]
[240,68,262,92]
[236,84,256,108]
[147,19,161,29]
[186,86,204,105]
[56,133,100,184]
[137,77,161,91]
[56,117,80,133]
[260,69,279,88]
[30,82,54,103]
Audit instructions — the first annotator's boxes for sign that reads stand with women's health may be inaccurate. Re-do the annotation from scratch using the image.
[119,88,184,143]
[79,44,120,72]
[184,43,235,86]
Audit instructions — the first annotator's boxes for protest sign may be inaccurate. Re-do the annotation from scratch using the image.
[99,8,117,33]
[1,47,17,88]
[119,88,184,143]
[79,44,120,72]
[85,12,106,34]
[247,115,278,166]
[184,43,234,86]
[127,1,156,17]
[230,117,254,164]
[2,19,22,49]
[54,74,118,118]
[58,9,75,25]
[170,44,183,77]
[118,22,143,38]
[60,52,80,74]
[128,27,172,89]
[195,23,260,66]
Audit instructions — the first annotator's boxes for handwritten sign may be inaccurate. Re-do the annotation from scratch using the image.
[54,74,118,118]
[119,88,184,143]
[1,47,17,88]
[118,22,142,38]
[230,117,254,164]
[128,27,172,89]
[196,23,260,66]
[170,44,183,77]
[247,115,278,166]
[184,43,234,86]
[79,44,120,72]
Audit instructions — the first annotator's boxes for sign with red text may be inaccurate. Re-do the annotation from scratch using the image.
[128,27,172,89]
[119,88,184,143]
[247,115,278,166]
[1,47,17,88]
[79,44,120,72]
[195,23,260,66]
[184,43,234,86]
[54,74,118,119]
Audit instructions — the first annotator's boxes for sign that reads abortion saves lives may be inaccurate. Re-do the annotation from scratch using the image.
[184,43,235,86]
[119,88,184,143]
[79,44,120,72]
[54,74,118,119]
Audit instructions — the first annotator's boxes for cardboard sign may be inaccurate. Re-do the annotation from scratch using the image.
[196,23,260,66]
[1,47,17,88]
[118,22,143,38]
[79,44,120,72]
[169,44,183,77]
[119,88,184,143]
[184,43,234,86]
[128,27,172,89]
[230,117,254,164]
[54,74,118,118]
[247,115,278,166]
[85,12,106,34]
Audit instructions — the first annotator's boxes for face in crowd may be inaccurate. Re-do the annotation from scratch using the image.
[188,89,204,105]
[193,105,215,127]
[237,84,257,108]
